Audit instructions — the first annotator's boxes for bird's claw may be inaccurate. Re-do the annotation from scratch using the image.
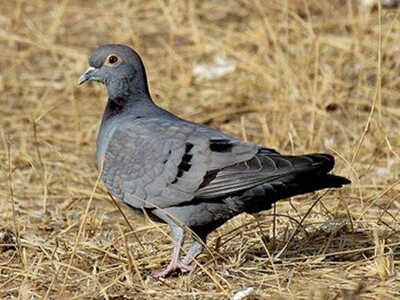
[152,260,194,278]
[178,260,194,272]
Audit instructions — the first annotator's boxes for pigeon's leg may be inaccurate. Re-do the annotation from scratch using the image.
[152,224,185,277]
[180,231,207,269]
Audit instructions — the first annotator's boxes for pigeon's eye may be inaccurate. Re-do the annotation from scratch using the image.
[105,54,120,66]
[108,55,118,64]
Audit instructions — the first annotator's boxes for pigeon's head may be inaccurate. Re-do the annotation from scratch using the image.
[78,44,149,99]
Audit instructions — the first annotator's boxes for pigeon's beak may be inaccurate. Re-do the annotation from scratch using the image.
[78,66,99,85]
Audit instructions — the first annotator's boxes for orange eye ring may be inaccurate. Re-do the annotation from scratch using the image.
[104,54,121,66]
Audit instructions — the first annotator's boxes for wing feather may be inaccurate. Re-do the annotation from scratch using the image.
[195,152,335,198]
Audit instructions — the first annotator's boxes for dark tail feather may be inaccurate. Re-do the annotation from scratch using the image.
[242,173,350,214]
[255,152,350,200]
[281,173,351,196]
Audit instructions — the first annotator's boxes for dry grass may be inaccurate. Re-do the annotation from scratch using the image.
[1,0,400,299]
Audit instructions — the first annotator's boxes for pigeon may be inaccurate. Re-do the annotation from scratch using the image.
[78,44,350,277]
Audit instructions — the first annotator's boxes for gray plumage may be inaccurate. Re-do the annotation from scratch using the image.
[79,44,350,277]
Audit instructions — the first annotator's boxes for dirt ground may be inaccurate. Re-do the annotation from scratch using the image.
[1,0,400,299]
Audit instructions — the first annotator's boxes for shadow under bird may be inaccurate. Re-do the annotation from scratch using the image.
[78,44,350,277]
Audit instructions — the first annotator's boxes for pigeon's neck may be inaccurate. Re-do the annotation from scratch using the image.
[106,75,151,103]
[103,95,154,120]
[103,71,155,121]
[103,97,129,121]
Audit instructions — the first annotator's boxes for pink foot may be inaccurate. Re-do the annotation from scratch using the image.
[178,260,194,272]
[152,260,194,277]
[152,265,176,278]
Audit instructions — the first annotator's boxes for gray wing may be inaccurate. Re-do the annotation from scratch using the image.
[100,117,259,209]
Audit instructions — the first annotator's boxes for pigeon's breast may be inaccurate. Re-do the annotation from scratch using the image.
[96,116,128,171]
